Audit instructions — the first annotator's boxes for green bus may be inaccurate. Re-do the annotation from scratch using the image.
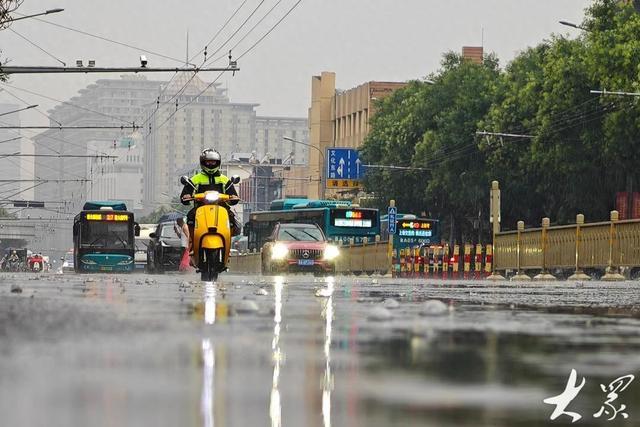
[244,199,380,252]
[73,201,140,273]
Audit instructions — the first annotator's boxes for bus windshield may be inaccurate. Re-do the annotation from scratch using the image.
[81,220,132,249]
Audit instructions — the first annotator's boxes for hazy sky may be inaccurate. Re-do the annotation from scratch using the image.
[2,0,591,125]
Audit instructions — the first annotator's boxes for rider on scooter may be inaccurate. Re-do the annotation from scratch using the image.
[180,148,240,257]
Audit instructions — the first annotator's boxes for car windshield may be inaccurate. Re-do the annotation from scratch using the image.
[135,238,150,251]
[81,220,132,249]
[160,222,180,239]
[64,253,73,262]
[277,226,324,242]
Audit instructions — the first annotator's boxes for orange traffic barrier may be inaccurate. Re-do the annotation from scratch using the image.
[485,244,493,277]
[474,244,483,279]
[442,244,450,280]
[463,244,472,279]
[452,244,460,279]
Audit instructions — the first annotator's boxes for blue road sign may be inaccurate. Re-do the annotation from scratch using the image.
[387,206,397,234]
[327,148,364,181]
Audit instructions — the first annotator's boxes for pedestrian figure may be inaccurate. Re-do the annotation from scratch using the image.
[174,217,191,272]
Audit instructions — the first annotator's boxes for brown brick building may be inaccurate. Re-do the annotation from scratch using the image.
[281,72,407,198]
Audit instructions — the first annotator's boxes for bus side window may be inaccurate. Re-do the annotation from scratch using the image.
[73,222,79,237]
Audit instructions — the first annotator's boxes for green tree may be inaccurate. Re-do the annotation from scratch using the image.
[361,53,501,242]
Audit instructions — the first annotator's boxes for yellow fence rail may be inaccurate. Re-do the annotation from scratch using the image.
[495,213,640,275]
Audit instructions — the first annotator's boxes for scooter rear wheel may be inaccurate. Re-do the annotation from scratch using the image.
[200,248,221,282]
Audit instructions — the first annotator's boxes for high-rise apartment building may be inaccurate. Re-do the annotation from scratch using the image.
[143,73,308,210]
[32,75,164,215]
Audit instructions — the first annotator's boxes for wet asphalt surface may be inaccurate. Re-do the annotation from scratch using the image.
[1,271,640,427]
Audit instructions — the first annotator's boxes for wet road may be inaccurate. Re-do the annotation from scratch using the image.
[1,272,640,427]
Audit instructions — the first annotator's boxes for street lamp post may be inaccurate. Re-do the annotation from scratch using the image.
[559,20,589,31]
[0,104,37,117]
[283,136,325,199]
[10,8,64,23]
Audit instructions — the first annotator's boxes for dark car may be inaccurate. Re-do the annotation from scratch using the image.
[261,223,339,276]
[146,219,185,273]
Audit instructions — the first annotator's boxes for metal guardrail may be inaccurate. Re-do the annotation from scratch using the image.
[494,214,640,275]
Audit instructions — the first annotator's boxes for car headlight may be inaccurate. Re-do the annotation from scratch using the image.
[117,259,133,265]
[323,245,340,260]
[271,243,289,260]
[205,191,220,202]
[80,259,97,265]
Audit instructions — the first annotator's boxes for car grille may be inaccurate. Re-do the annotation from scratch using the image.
[290,248,322,260]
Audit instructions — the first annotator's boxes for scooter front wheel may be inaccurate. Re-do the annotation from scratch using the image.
[200,248,221,282]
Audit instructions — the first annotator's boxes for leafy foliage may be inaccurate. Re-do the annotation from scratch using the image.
[360,0,640,241]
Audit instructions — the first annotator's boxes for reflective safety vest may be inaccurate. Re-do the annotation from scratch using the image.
[189,172,231,194]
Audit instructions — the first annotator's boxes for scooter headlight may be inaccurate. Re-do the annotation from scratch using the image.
[323,244,340,260]
[205,191,220,202]
[271,243,289,260]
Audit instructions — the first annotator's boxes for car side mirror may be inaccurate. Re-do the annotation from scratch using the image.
[231,175,241,185]
[180,175,195,189]
[134,223,140,237]
[149,232,157,239]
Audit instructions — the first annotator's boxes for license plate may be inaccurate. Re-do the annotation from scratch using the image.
[297,259,314,266]
[100,266,112,271]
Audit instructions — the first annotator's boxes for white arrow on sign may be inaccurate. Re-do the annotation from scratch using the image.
[355,158,361,176]
[337,157,345,177]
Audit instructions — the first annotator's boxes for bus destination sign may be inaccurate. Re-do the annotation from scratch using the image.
[86,213,129,222]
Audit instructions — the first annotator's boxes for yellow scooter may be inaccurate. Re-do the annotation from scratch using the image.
[180,175,240,281]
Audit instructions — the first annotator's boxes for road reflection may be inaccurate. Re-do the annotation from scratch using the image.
[321,277,334,427]
[201,338,215,427]
[204,281,216,325]
[270,276,284,427]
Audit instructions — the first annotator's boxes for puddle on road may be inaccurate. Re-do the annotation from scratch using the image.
[3,274,640,427]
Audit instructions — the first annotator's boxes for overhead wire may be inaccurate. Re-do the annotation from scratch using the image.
[0,85,62,126]
[12,13,185,64]
[147,0,304,134]
[145,0,254,129]
[0,82,135,126]
[209,0,285,64]
[7,27,66,66]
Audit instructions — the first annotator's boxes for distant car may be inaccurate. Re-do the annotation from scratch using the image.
[146,220,184,273]
[62,251,74,273]
[135,224,156,271]
[261,223,339,275]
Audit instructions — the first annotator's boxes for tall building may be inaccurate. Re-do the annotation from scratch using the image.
[144,73,258,208]
[31,75,163,251]
[143,73,309,211]
[287,72,406,199]
[86,135,145,210]
[32,75,164,214]
[255,116,309,163]
[29,72,308,256]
